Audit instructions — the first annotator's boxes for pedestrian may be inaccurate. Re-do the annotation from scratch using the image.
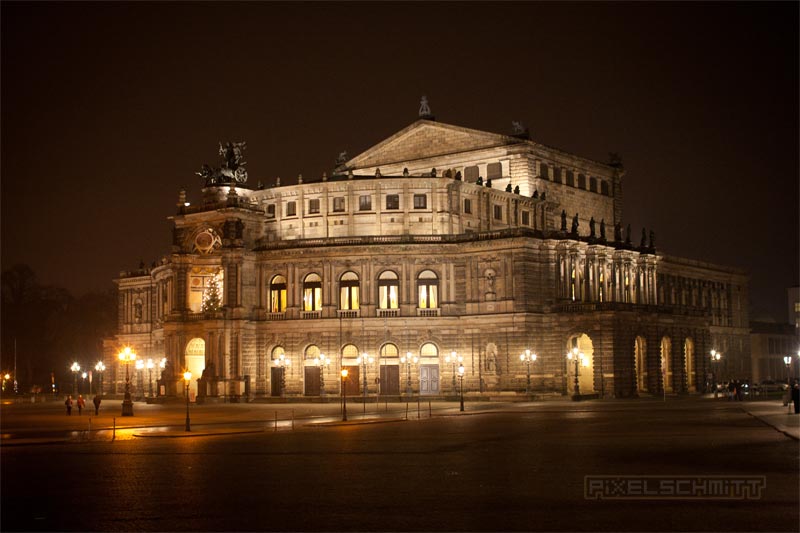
[77,394,85,415]
[65,395,73,416]
[727,381,735,401]
[93,395,102,415]
[792,380,800,415]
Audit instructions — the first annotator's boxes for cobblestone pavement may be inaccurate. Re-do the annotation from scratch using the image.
[2,397,798,532]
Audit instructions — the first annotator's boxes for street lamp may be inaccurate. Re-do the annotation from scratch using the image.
[520,349,538,395]
[70,362,80,396]
[445,350,463,396]
[118,346,137,416]
[314,353,330,397]
[81,372,88,395]
[275,353,291,397]
[341,369,349,421]
[784,355,792,385]
[458,363,465,411]
[183,370,192,432]
[146,358,155,398]
[158,357,167,396]
[710,349,722,397]
[566,347,587,399]
[399,351,418,395]
[95,361,105,396]
[356,352,374,410]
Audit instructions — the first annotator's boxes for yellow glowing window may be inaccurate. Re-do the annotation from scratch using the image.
[303,273,322,311]
[378,271,399,309]
[417,270,439,309]
[270,275,287,313]
[339,272,360,310]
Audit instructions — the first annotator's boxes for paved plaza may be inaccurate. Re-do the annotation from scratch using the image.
[1,396,798,532]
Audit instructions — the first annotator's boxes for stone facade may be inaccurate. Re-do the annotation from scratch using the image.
[105,118,749,400]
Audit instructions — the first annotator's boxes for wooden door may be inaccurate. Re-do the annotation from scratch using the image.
[305,367,320,396]
[380,365,400,396]
[343,366,360,396]
[270,367,283,397]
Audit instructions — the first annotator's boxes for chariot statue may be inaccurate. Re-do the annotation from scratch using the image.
[196,141,248,185]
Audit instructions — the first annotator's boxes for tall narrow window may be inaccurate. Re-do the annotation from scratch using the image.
[417,270,439,309]
[553,168,562,184]
[540,164,550,180]
[413,194,427,209]
[386,194,399,210]
[286,201,296,217]
[521,211,530,226]
[359,195,372,211]
[598,271,605,303]
[267,204,276,218]
[578,174,586,189]
[333,197,345,212]
[601,181,610,195]
[589,177,597,192]
[270,275,287,312]
[566,171,575,187]
[464,198,472,214]
[303,273,322,311]
[309,199,320,214]
[493,205,502,220]
[378,271,399,309]
[339,271,360,310]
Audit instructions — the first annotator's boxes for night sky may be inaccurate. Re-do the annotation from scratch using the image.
[2,2,798,323]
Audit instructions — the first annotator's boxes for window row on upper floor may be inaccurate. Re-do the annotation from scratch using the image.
[270,341,441,362]
[536,164,611,195]
[268,270,440,314]
[265,193,430,219]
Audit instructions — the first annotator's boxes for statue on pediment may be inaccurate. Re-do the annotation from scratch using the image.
[197,141,248,185]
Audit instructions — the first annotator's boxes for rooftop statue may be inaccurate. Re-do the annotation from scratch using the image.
[197,141,248,186]
[419,95,433,118]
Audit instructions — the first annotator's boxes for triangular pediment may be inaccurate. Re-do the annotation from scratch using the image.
[346,120,524,170]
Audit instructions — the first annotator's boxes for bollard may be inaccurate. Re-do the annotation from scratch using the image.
[112,417,116,441]
[405,402,408,420]
[417,397,421,419]
[291,409,294,430]
[274,411,278,432]
[429,401,432,418]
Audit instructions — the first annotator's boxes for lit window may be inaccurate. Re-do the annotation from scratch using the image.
[271,346,285,361]
[309,199,320,214]
[342,344,359,359]
[386,194,400,210]
[270,275,287,313]
[378,271,399,309]
[413,194,427,209]
[380,343,399,358]
[417,270,439,309]
[359,195,372,211]
[304,345,320,360]
[333,197,345,212]
[303,273,322,311]
[420,342,438,358]
[339,271,360,310]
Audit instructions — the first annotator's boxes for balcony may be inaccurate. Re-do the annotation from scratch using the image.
[377,309,400,318]
[417,308,440,317]
[267,312,286,321]
[301,311,321,319]
[337,310,359,319]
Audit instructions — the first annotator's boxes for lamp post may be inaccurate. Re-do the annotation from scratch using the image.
[183,370,192,432]
[135,359,145,400]
[70,362,80,396]
[118,347,137,416]
[2,373,10,393]
[566,347,586,400]
[314,353,330,397]
[520,349,538,395]
[95,361,105,396]
[276,353,291,397]
[458,363,465,411]
[341,369,349,421]
[445,350,463,396]
[784,355,792,386]
[81,372,88,395]
[158,358,167,396]
[356,352,374,411]
[400,351,418,395]
[146,359,155,398]
[710,349,722,397]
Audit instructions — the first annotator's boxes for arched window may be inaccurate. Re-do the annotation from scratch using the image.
[339,272,360,310]
[271,346,285,361]
[417,270,439,309]
[303,273,322,311]
[420,342,438,358]
[378,271,399,309]
[342,344,359,359]
[270,275,287,313]
[380,343,399,358]
[304,345,321,360]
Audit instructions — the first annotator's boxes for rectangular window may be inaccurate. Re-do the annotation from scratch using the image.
[359,195,372,211]
[566,171,575,187]
[379,285,399,309]
[333,197,345,212]
[553,168,562,184]
[266,204,276,218]
[286,201,296,217]
[413,194,427,209]
[340,286,360,310]
[522,211,530,226]
[270,288,287,313]
[386,194,400,210]
[464,199,472,214]
[487,162,502,179]
[309,199,320,214]
[493,205,502,220]
[464,166,479,182]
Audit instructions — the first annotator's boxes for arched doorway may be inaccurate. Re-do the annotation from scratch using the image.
[419,342,440,395]
[661,337,673,393]
[184,338,206,399]
[684,338,696,392]
[566,334,594,395]
[635,336,648,393]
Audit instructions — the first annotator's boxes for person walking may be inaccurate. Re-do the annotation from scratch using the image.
[93,395,102,415]
[76,394,85,415]
[792,380,799,415]
[65,395,73,416]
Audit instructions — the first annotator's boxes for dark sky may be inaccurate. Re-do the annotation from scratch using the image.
[2,2,798,322]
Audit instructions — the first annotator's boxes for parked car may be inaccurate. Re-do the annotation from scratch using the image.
[758,380,786,393]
